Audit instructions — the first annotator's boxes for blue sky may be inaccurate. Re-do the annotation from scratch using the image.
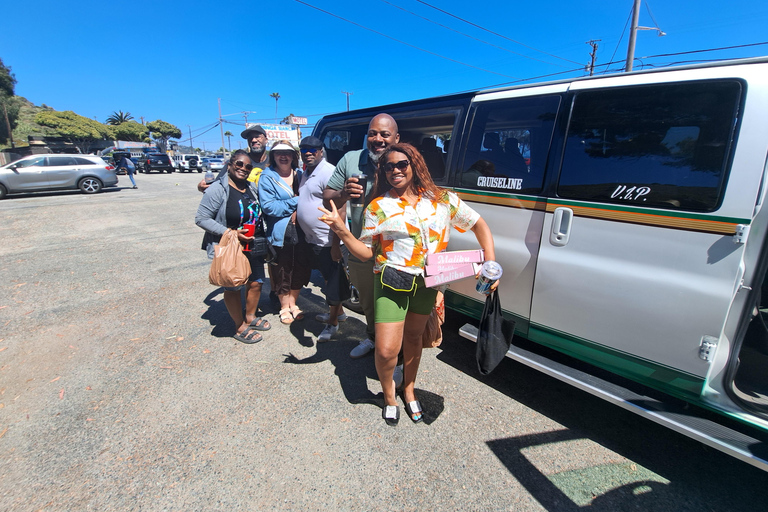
[2,0,766,150]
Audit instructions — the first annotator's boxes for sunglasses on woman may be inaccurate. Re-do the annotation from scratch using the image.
[233,161,254,171]
[383,160,410,173]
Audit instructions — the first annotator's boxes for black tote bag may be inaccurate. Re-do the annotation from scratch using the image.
[476,290,516,375]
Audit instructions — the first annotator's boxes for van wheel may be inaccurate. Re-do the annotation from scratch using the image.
[79,177,103,194]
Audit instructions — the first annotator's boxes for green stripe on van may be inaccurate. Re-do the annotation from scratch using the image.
[548,198,750,225]
[527,323,705,401]
[446,290,704,401]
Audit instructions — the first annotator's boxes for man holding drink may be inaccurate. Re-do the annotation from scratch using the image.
[323,114,400,360]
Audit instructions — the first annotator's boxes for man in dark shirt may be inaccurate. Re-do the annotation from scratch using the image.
[198,125,270,192]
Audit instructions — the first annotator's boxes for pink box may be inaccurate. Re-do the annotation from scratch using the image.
[424,263,463,276]
[426,250,484,267]
[424,263,480,288]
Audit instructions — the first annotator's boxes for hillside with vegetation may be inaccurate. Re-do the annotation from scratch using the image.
[3,96,58,148]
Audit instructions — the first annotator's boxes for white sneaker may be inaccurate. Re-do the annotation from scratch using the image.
[315,312,348,323]
[393,364,404,390]
[350,338,374,359]
[318,323,339,342]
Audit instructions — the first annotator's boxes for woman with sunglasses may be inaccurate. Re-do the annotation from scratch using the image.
[258,141,311,325]
[318,142,496,425]
[195,150,271,343]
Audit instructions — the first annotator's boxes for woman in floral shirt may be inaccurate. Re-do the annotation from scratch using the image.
[318,143,496,426]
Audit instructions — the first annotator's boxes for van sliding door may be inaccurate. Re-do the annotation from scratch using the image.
[447,93,562,330]
[529,81,743,399]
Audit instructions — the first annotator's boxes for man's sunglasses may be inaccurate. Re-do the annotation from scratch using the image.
[383,160,410,173]
[233,161,254,171]
[300,147,319,154]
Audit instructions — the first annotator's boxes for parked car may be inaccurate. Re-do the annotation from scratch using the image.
[0,154,119,198]
[140,153,175,173]
[201,157,225,172]
[174,154,202,173]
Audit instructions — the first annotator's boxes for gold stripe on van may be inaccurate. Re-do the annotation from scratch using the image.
[546,202,742,235]
[455,190,547,211]
[455,189,744,235]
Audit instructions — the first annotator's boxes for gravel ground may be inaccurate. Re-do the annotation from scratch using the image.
[1,172,767,511]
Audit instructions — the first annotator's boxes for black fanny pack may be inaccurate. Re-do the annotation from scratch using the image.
[380,265,417,292]
[249,236,270,257]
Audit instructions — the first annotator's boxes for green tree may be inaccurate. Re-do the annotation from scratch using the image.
[146,120,181,152]
[106,110,134,125]
[35,110,114,153]
[270,92,280,121]
[224,130,233,151]
[111,120,147,142]
[0,58,19,146]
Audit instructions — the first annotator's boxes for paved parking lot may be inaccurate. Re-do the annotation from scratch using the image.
[1,172,767,511]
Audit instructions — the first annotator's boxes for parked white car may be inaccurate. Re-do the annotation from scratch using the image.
[174,154,203,173]
[0,154,119,198]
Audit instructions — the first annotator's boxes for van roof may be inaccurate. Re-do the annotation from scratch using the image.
[318,55,768,123]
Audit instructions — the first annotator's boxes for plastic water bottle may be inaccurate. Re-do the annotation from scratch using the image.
[204,170,214,184]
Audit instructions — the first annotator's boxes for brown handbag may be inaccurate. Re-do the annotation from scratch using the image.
[209,229,251,287]
[422,291,445,348]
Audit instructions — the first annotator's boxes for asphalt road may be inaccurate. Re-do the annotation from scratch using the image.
[1,171,767,511]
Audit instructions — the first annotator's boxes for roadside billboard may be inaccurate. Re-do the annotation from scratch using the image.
[246,123,301,148]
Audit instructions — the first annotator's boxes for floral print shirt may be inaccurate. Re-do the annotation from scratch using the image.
[360,190,480,275]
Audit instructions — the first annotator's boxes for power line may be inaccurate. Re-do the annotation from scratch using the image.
[414,0,582,66]
[292,0,518,78]
[604,5,634,74]
[642,41,768,58]
[378,0,569,68]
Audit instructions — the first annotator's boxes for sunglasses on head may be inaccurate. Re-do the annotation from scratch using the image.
[300,147,319,154]
[383,160,410,173]
[233,160,254,171]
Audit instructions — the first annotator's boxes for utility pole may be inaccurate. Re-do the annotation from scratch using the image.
[342,91,353,111]
[187,125,193,153]
[139,116,145,125]
[625,0,642,72]
[218,98,226,155]
[586,40,600,76]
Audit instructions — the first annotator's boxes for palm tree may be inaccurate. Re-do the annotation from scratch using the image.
[224,130,233,151]
[269,92,280,121]
[106,110,134,126]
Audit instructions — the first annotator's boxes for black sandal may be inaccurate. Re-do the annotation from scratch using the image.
[382,405,399,426]
[248,317,271,331]
[404,400,424,423]
[233,327,263,344]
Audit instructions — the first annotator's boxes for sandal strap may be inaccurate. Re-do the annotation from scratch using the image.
[383,405,399,419]
[407,401,422,415]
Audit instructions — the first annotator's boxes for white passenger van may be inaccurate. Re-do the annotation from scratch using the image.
[313,57,768,470]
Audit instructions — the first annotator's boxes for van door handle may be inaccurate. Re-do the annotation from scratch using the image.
[550,207,573,246]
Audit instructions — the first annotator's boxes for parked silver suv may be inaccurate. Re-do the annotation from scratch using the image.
[0,154,119,199]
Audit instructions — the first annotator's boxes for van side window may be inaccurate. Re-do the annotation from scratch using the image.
[322,128,367,165]
[558,81,742,211]
[460,95,560,194]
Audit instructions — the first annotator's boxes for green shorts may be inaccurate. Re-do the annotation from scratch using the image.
[373,273,438,323]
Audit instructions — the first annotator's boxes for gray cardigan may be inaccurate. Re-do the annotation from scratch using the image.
[194,176,259,258]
